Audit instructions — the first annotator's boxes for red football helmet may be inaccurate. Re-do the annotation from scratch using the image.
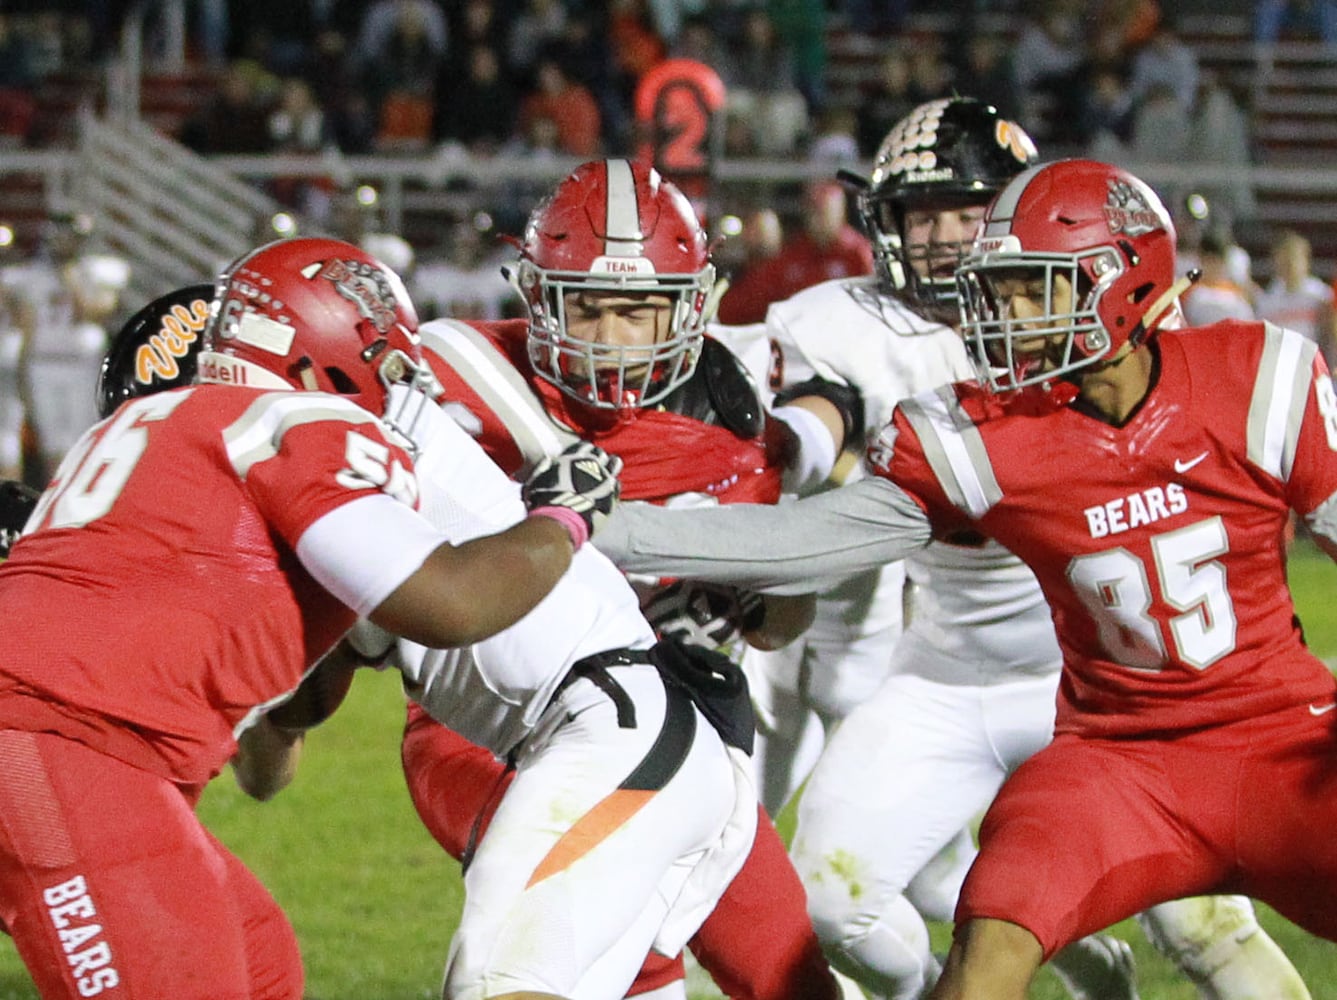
[513,158,718,410]
[202,237,434,441]
[956,159,1182,393]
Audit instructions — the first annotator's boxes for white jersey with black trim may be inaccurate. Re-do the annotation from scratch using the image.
[760,276,971,438]
[387,390,655,756]
[744,277,1062,685]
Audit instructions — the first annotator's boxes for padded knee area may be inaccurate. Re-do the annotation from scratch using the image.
[807,886,937,1000]
[1137,896,1258,976]
[1137,897,1310,998]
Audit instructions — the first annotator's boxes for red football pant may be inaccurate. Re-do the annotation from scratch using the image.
[0,730,302,1000]
[960,703,1337,958]
[401,703,837,999]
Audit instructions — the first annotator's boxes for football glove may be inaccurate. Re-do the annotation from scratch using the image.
[522,441,623,544]
[642,580,766,651]
[0,480,39,559]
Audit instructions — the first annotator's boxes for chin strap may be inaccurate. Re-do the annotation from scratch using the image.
[700,276,730,323]
[1137,273,1199,341]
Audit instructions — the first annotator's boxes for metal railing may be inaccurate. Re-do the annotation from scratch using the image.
[67,109,279,304]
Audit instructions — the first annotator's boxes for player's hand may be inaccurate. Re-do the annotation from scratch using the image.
[522,442,623,542]
[642,580,765,650]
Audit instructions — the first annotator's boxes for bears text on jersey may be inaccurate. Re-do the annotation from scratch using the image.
[1084,482,1188,539]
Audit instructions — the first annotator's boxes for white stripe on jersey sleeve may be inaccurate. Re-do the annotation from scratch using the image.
[296,493,446,617]
[223,392,382,479]
[1248,322,1316,483]
[899,386,1002,519]
[419,319,576,474]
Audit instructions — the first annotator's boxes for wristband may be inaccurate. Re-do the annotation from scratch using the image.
[528,506,589,551]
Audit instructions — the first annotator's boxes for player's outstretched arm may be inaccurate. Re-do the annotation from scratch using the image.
[595,475,932,595]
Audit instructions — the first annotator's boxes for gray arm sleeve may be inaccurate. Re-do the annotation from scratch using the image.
[593,477,932,596]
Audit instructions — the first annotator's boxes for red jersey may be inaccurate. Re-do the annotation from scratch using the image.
[870,321,1337,736]
[418,318,785,506]
[0,384,419,785]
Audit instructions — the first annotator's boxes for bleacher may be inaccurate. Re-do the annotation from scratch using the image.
[823,8,1337,275]
[9,7,1337,279]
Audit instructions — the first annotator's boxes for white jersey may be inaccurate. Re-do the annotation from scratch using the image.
[386,399,753,999]
[755,276,1062,690]
[387,393,655,756]
[762,275,971,438]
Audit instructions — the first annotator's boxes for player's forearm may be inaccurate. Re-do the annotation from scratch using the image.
[370,515,573,648]
[595,477,931,595]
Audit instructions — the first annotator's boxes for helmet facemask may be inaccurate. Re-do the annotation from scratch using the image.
[957,249,1116,393]
[521,260,714,410]
[864,190,991,324]
[365,334,440,457]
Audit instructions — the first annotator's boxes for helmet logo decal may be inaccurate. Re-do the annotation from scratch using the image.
[995,120,1037,164]
[881,99,950,183]
[590,254,655,274]
[319,258,399,333]
[135,295,209,383]
[1104,179,1162,238]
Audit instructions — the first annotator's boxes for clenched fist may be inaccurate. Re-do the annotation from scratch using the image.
[522,441,623,547]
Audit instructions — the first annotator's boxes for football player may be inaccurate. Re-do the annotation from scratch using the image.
[719,98,1309,1000]
[89,168,834,1000]
[0,236,624,1000]
[592,158,1337,1000]
[399,158,844,1000]
[88,277,769,1000]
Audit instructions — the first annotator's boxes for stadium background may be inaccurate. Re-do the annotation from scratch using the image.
[4,1,1337,996]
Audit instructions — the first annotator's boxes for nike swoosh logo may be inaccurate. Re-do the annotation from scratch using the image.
[1309,703,1336,716]
[1174,452,1209,474]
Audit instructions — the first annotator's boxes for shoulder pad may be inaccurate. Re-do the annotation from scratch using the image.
[661,338,765,438]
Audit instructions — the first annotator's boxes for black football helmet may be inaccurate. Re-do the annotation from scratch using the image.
[97,283,214,419]
[855,96,1038,322]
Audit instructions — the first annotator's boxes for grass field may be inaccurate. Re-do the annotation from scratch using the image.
[4,540,1337,999]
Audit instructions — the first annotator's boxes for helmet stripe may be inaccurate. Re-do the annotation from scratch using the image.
[980,161,1048,238]
[602,159,642,256]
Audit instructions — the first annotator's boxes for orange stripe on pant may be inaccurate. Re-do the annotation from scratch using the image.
[527,787,656,887]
